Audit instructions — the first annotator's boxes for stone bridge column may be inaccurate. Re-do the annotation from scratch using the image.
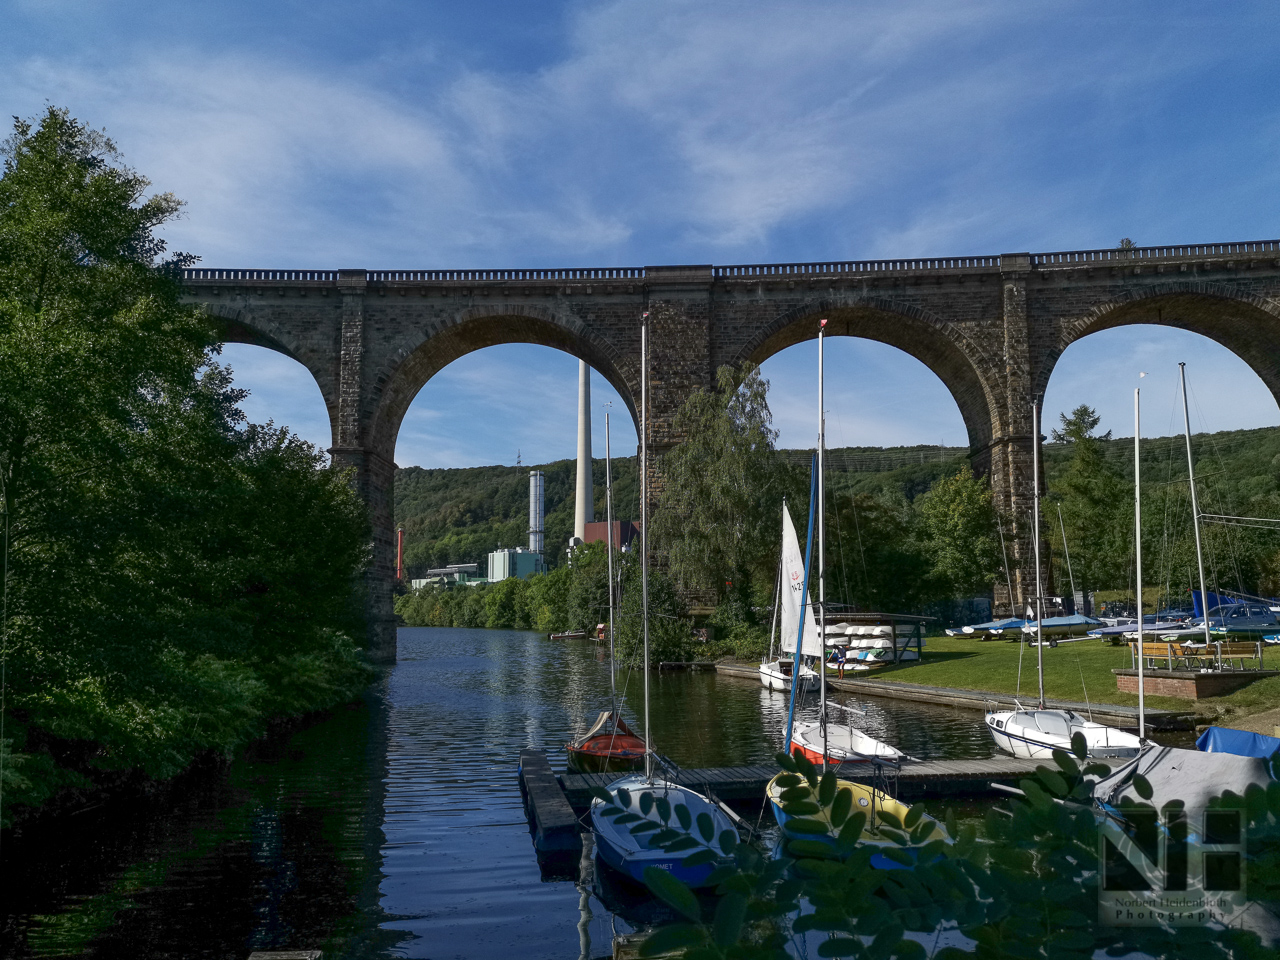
[642,266,715,511]
[329,269,397,663]
[984,253,1049,617]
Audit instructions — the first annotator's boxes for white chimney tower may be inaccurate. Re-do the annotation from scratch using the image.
[574,360,594,542]
[528,470,544,555]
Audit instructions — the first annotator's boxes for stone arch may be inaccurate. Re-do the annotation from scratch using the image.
[1038,283,1280,405]
[368,304,640,459]
[199,301,341,445]
[733,296,1000,457]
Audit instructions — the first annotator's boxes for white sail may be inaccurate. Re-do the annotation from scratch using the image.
[779,503,822,658]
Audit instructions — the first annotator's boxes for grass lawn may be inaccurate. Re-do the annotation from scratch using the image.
[859,634,1280,719]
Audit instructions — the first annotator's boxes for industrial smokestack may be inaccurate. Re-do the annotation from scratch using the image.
[574,360,593,542]
[528,470,544,555]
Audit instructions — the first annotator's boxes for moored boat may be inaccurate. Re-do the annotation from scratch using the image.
[566,710,647,773]
[985,707,1141,759]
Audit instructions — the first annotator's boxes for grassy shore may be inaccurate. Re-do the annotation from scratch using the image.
[855,634,1280,719]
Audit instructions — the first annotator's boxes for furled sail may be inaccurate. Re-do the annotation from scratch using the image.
[779,503,822,658]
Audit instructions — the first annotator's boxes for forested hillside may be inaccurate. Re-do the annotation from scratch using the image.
[394,423,1280,587]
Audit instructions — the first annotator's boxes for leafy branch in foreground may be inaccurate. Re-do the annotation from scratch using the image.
[618,739,1280,959]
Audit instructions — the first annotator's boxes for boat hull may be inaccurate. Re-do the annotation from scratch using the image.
[767,773,944,870]
[566,734,647,773]
[789,721,903,765]
[985,709,1142,759]
[589,776,734,888]
[760,659,818,692]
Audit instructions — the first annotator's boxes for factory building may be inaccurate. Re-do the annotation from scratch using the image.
[488,546,546,582]
[583,520,640,552]
[410,563,485,589]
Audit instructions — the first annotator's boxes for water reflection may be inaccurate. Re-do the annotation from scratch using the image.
[1,627,1005,960]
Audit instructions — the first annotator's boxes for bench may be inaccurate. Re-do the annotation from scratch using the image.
[1180,641,1264,671]
[1130,642,1188,669]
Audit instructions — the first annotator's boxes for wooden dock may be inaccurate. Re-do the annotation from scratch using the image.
[518,749,583,855]
[557,755,1124,812]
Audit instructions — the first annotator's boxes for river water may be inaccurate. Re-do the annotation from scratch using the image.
[0,627,999,959]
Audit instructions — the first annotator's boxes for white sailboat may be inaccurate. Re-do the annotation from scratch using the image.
[589,314,736,889]
[759,502,820,692]
[784,319,903,767]
[985,396,1143,760]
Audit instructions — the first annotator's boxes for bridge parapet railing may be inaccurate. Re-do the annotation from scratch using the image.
[365,267,646,282]
[1032,240,1280,266]
[713,257,1001,278]
[183,269,339,282]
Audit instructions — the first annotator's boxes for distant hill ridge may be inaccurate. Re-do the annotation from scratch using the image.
[394,424,1280,577]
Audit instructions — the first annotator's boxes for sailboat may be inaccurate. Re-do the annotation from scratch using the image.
[589,313,736,888]
[759,502,820,692]
[782,319,903,767]
[985,396,1143,760]
[567,408,647,773]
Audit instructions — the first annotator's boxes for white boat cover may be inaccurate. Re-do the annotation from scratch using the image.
[779,503,822,658]
[1093,745,1275,812]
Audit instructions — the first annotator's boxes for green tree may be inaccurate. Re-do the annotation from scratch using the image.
[0,109,370,823]
[915,465,1002,599]
[652,363,781,610]
[1048,405,1128,598]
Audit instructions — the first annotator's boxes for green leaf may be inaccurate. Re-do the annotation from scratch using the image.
[777,751,798,772]
[780,786,813,802]
[642,866,702,922]
[718,829,738,852]
[830,787,852,828]
[712,891,748,948]
[816,936,862,957]
[1052,748,1081,778]
[613,812,643,825]
[1133,773,1153,801]
[794,749,818,786]
[782,800,822,816]
[903,804,923,830]
[775,772,804,787]
[682,848,720,867]
[787,838,839,859]
[664,835,702,853]
[655,795,672,823]
[1037,767,1070,797]
[639,791,654,815]
[1070,731,1088,760]
[674,803,692,831]
[629,820,662,835]
[617,787,632,808]
[696,811,714,842]
[639,924,703,957]
[589,786,613,803]
[819,770,837,806]
[838,811,866,845]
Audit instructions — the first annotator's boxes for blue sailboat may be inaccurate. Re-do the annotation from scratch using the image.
[588,315,736,889]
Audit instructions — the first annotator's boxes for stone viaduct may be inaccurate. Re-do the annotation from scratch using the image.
[181,239,1280,662]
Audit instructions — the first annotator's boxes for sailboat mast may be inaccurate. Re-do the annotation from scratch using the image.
[605,409,617,714]
[1179,362,1214,648]
[1056,504,1076,606]
[641,313,652,782]
[1135,386,1145,740]
[1033,397,1045,709]
[818,319,828,772]
[768,533,782,662]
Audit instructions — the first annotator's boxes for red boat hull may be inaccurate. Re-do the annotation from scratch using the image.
[566,734,647,773]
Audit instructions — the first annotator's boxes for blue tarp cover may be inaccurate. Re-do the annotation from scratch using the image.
[1196,725,1280,758]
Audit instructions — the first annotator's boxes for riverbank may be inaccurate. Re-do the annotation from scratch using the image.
[718,633,1280,725]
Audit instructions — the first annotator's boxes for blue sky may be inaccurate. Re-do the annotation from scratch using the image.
[6,2,1279,465]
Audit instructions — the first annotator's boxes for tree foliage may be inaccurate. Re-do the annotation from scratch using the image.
[0,109,370,824]
[652,363,785,609]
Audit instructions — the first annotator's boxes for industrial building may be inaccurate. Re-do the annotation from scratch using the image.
[488,547,546,582]
[411,563,485,589]
[583,520,640,552]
